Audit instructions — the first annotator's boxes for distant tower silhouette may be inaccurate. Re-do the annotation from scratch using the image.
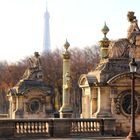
[43,4,51,52]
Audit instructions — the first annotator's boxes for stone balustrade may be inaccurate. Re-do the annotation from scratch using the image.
[70,119,104,136]
[0,118,115,139]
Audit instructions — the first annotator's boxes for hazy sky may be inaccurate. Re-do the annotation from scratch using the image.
[0,0,140,62]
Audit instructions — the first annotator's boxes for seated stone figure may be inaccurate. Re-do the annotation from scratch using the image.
[127,11,140,40]
[22,52,43,81]
[108,38,131,58]
[108,11,140,59]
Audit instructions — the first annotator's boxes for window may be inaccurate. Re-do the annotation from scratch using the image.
[121,93,137,115]
[29,99,40,113]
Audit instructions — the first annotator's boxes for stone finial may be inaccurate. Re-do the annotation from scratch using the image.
[99,22,110,47]
[99,22,110,59]
[101,22,109,40]
[63,39,70,59]
[64,39,70,51]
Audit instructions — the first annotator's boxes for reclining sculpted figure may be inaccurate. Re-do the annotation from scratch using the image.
[108,11,140,59]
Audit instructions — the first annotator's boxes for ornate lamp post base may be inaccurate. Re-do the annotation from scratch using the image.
[126,131,139,140]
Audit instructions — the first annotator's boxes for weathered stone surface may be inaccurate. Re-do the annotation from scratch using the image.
[79,12,140,135]
[59,41,73,118]
[8,52,54,119]
[136,35,140,45]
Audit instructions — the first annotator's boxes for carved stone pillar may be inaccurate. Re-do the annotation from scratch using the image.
[59,40,73,118]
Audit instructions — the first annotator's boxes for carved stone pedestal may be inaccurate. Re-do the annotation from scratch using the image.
[59,105,73,118]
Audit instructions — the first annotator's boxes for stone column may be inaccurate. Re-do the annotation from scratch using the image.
[59,40,73,118]
[81,87,92,118]
[94,87,112,118]
[15,96,24,118]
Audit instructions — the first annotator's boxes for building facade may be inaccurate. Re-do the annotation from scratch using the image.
[8,52,54,118]
[79,12,140,134]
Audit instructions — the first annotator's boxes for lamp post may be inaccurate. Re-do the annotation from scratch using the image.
[126,58,139,140]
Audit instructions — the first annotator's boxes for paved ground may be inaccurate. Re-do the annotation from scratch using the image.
[17,137,126,140]
[40,138,125,140]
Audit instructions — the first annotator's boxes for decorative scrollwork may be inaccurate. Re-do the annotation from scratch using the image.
[115,90,140,117]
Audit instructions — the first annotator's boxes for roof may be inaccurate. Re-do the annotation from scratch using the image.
[8,80,53,96]
[107,72,140,86]
[78,74,97,87]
